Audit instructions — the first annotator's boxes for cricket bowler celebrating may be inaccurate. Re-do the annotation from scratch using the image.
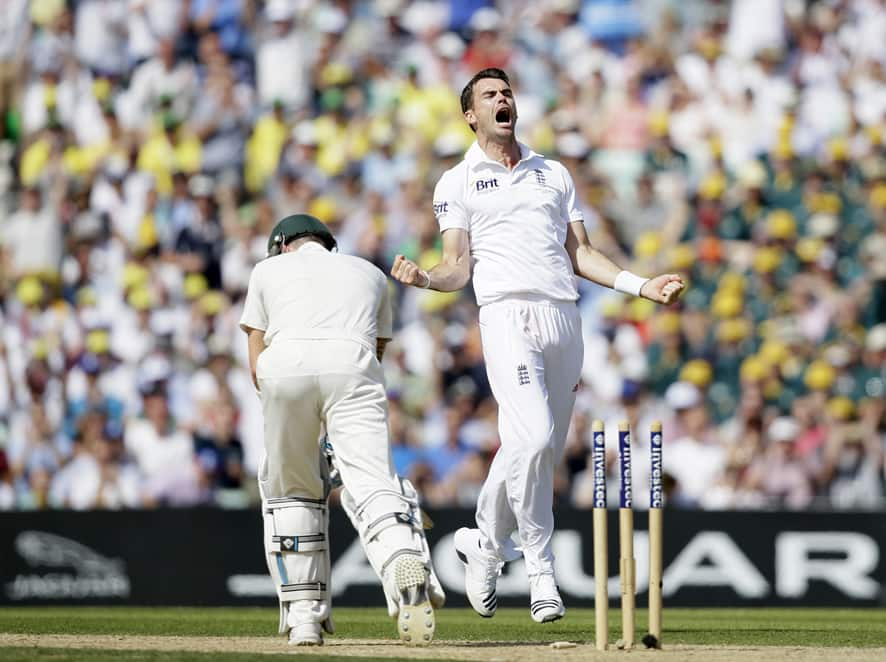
[241,214,444,646]
[391,69,684,623]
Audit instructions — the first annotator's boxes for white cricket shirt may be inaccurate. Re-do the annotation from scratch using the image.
[433,141,583,306]
[239,242,392,349]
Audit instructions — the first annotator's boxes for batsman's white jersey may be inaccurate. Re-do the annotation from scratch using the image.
[239,241,394,501]
[432,141,584,576]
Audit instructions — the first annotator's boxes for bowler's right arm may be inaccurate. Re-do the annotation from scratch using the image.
[391,171,471,291]
[391,228,471,291]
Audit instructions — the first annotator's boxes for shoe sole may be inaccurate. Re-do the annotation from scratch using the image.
[395,555,435,646]
[289,638,323,646]
[531,600,565,624]
[456,550,495,618]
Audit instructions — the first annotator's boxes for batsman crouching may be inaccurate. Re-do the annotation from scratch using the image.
[240,214,444,646]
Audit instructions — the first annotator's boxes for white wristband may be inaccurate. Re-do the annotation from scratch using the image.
[418,269,432,289]
[614,270,648,297]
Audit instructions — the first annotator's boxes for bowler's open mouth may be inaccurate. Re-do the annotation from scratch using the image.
[495,107,511,125]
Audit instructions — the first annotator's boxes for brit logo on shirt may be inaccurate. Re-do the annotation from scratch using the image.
[533,168,546,186]
[517,363,530,386]
[475,177,499,192]
[433,201,449,217]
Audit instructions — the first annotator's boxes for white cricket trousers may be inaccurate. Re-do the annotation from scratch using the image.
[257,338,411,626]
[476,296,583,577]
[256,339,400,503]
[256,338,399,504]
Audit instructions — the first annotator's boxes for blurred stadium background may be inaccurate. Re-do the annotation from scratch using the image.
[0,0,884,611]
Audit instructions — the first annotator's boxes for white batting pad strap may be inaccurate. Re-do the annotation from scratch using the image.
[269,534,326,553]
[351,489,408,520]
[352,490,418,540]
[364,510,417,540]
[266,496,326,510]
[268,533,327,554]
[280,581,327,601]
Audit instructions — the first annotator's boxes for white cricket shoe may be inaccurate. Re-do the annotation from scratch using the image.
[454,527,502,618]
[392,554,435,646]
[288,622,323,646]
[529,573,565,623]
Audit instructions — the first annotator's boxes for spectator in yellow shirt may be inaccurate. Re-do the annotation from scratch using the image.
[136,113,201,196]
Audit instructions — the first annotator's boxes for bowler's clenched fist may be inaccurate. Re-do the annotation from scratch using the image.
[391,254,430,288]
[640,273,685,305]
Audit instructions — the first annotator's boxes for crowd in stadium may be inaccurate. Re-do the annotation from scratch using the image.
[0,0,883,512]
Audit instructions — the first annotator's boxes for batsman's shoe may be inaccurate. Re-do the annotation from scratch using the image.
[454,527,502,618]
[385,561,447,619]
[393,554,435,646]
[529,573,565,623]
[288,622,323,646]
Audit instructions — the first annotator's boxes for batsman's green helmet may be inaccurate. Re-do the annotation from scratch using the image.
[267,213,336,256]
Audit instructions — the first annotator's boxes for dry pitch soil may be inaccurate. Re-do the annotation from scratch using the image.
[2,633,886,662]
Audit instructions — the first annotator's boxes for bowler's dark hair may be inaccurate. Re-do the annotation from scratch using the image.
[460,68,511,131]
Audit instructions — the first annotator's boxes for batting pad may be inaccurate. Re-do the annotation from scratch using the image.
[341,480,445,617]
[263,496,330,632]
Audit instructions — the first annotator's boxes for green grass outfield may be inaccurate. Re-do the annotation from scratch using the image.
[1,607,885,661]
